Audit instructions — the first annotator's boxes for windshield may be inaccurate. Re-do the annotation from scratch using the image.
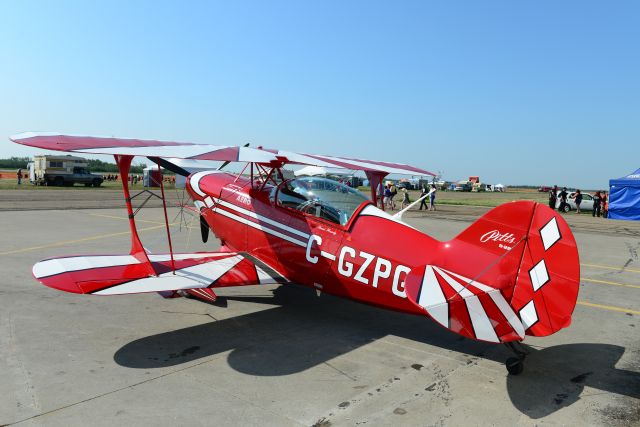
[275,177,369,225]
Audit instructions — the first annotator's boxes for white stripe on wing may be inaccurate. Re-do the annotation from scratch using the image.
[94,255,244,295]
[33,255,140,279]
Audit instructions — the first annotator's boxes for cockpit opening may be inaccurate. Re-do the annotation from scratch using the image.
[271,177,369,226]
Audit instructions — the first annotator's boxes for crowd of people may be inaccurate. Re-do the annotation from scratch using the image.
[104,174,176,185]
[378,182,437,212]
[548,185,609,218]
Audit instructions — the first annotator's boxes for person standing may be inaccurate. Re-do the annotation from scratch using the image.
[377,182,384,208]
[574,189,583,214]
[558,187,568,212]
[419,185,429,210]
[549,185,558,210]
[592,191,602,217]
[429,184,437,211]
[389,183,398,210]
[602,192,608,218]
[384,184,392,210]
[400,188,411,209]
[17,168,22,185]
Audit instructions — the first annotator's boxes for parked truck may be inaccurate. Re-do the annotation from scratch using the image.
[28,155,104,187]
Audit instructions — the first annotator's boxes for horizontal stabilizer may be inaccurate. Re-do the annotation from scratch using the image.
[410,265,525,343]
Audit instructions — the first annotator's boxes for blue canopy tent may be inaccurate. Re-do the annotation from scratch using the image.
[609,168,640,221]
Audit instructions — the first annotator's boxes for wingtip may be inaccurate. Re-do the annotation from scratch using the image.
[9,131,60,142]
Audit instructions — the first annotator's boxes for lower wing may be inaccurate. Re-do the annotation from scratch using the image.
[32,251,288,295]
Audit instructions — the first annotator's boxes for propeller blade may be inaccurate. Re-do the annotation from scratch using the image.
[200,214,209,243]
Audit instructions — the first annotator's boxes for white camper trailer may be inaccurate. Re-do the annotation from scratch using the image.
[30,155,103,186]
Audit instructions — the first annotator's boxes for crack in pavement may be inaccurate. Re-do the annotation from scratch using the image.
[4,357,221,426]
[323,361,358,381]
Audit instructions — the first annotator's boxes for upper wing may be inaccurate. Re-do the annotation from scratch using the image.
[10,132,278,163]
[11,132,434,176]
[279,150,434,176]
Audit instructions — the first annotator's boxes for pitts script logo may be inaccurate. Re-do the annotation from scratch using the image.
[480,230,516,245]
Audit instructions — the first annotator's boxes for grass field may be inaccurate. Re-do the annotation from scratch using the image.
[361,187,548,208]
[1,178,549,207]
[418,190,547,207]
[0,179,177,191]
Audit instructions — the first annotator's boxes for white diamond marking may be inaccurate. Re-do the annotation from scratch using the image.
[519,300,538,330]
[540,217,561,251]
[529,259,550,291]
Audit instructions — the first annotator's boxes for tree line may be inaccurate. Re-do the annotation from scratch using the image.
[0,157,147,173]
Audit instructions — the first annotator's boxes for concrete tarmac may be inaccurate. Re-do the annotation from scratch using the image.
[0,206,638,426]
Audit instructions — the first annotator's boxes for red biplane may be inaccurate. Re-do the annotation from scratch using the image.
[11,132,580,375]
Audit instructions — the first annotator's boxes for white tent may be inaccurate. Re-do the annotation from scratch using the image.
[293,165,351,177]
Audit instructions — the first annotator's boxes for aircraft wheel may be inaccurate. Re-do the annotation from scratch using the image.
[506,357,524,375]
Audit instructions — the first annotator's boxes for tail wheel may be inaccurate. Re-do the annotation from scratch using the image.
[506,357,524,375]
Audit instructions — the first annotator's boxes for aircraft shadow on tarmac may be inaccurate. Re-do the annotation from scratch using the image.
[114,286,640,418]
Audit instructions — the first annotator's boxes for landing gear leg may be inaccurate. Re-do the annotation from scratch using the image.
[504,342,528,375]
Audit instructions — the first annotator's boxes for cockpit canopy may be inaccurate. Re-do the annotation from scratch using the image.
[272,177,369,226]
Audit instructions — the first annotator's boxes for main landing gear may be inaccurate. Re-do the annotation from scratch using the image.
[504,341,528,375]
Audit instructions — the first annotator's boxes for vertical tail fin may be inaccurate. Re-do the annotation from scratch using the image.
[508,203,580,336]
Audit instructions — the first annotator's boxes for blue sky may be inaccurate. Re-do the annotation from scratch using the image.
[1,1,638,188]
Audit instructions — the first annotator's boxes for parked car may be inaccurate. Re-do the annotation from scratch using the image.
[396,181,415,190]
[453,181,472,191]
[538,186,552,192]
[556,191,594,212]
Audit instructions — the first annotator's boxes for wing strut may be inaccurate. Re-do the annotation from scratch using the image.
[154,158,176,273]
[115,155,156,276]
[365,171,387,210]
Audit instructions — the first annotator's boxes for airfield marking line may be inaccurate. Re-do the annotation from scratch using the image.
[577,301,640,315]
[88,213,200,231]
[0,225,166,256]
[581,263,640,274]
[87,212,167,225]
[581,277,640,289]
